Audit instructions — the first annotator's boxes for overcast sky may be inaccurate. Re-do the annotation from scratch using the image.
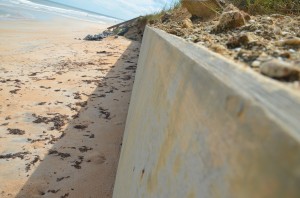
[51,0,179,20]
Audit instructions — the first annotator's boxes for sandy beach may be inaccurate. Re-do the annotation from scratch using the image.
[0,18,140,197]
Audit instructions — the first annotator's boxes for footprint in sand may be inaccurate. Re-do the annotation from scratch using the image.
[85,153,106,165]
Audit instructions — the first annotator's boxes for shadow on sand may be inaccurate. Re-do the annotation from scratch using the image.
[16,40,141,198]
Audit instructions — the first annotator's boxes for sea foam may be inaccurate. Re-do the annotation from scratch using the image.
[0,0,120,24]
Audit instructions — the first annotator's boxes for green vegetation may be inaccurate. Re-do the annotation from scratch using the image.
[227,0,300,14]
[141,0,300,24]
[141,0,181,22]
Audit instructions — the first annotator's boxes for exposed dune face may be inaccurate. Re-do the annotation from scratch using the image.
[0,18,140,198]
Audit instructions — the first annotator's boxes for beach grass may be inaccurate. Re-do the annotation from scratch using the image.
[141,0,300,26]
[227,0,300,14]
[141,0,181,22]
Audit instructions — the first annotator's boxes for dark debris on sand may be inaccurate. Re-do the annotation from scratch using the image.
[7,128,25,135]
[32,113,68,131]
[56,176,70,182]
[61,193,70,198]
[74,124,88,130]
[25,155,41,172]
[75,101,87,107]
[99,107,111,120]
[0,152,30,160]
[9,89,21,94]
[48,150,71,159]
[71,156,84,169]
[73,92,82,100]
[78,146,93,153]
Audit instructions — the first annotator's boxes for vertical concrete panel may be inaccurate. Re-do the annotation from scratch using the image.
[113,27,300,198]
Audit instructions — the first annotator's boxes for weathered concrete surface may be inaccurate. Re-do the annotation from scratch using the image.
[113,26,300,198]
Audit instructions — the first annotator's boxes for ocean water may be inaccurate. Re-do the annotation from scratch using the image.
[0,0,122,24]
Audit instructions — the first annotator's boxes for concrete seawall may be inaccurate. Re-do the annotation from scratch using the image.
[113,26,300,198]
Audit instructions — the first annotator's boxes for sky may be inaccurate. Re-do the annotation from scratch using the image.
[50,0,179,20]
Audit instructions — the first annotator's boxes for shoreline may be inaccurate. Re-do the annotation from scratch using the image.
[0,18,140,197]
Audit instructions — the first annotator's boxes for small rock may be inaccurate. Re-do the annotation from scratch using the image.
[289,49,296,53]
[273,26,281,35]
[260,59,300,80]
[226,32,256,48]
[186,35,198,42]
[84,30,113,41]
[251,60,261,68]
[277,37,300,47]
[182,18,193,29]
[265,17,272,20]
[241,11,251,21]
[234,47,242,52]
[280,52,291,59]
[162,12,171,23]
[213,4,248,33]
[210,44,228,55]
[281,31,290,36]
[222,4,250,22]
[261,16,273,25]
[117,27,129,36]
[257,52,272,62]
[84,34,103,41]
[167,28,184,36]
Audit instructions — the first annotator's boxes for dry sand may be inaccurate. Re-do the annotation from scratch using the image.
[0,18,140,197]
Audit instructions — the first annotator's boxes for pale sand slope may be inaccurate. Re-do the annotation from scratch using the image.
[0,18,140,197]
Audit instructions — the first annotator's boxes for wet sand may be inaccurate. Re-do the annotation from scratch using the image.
[0,18,140,197]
